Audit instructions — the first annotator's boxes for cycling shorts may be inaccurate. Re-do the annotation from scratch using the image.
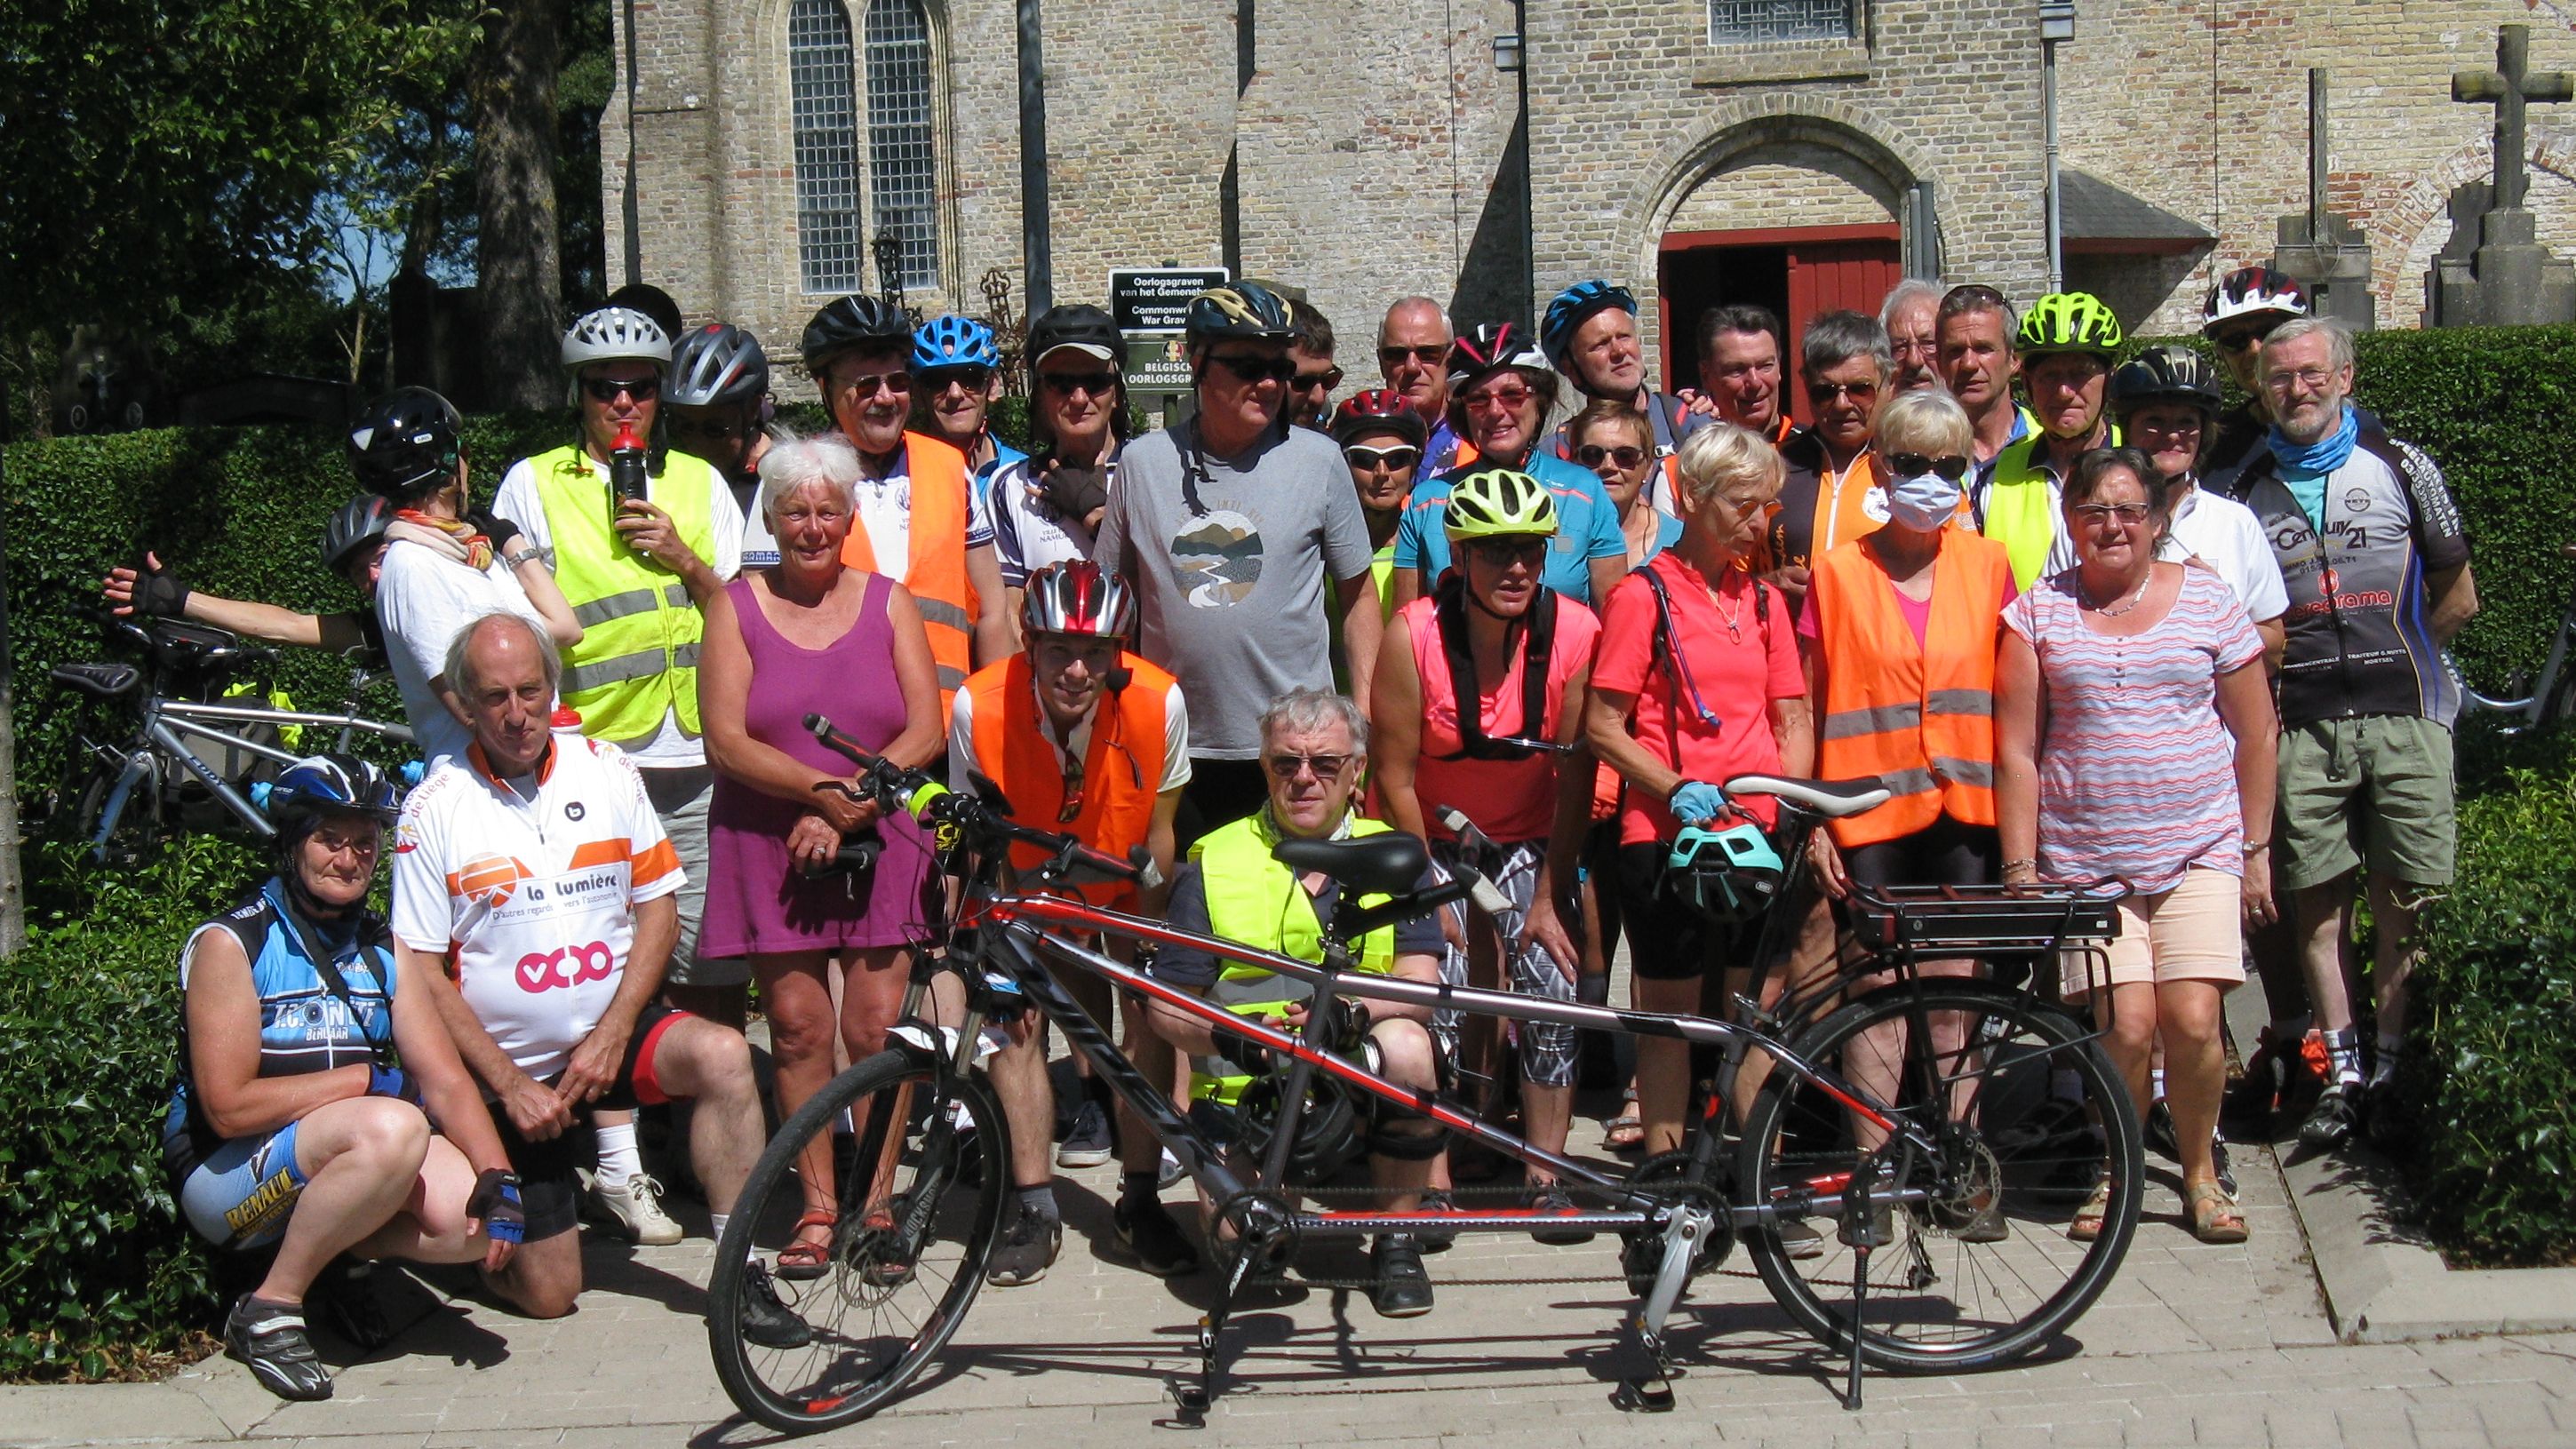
[180,1120,309,1251]
[495,1004,691,1241]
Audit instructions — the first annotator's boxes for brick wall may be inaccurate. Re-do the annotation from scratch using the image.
[614,0,2576,378]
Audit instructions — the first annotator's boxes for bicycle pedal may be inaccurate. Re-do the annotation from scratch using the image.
[1610,1374,1675,1413]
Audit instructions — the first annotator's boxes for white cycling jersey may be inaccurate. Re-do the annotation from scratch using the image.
[391,734,682,1082]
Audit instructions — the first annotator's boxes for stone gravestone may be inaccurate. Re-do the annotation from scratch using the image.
[2430,23,2576,327]
[2274,70,2375,331]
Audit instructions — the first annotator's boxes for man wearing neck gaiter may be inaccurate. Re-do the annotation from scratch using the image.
[2224,316,2477,1154]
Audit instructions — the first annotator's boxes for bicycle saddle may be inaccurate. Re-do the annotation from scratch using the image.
[50,662,139,699]
[1724,773,1892,819]
[1271,832,1430,897]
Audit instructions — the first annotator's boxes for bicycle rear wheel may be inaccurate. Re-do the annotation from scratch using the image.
[1737,981,2141,1372]
[707,1047,1009,1434]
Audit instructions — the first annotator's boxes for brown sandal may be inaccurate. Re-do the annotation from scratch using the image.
[2186,1182,2247,1244]
[775,1209,838,1281]
[2067,1174,2111,1242]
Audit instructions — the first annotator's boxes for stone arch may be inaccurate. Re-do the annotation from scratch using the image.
[1619,97,1958,361]
[2387,128,2576,328]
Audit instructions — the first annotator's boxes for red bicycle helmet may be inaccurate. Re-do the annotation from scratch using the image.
[1330,388,1427,448]
[2202,267,2311,335]
[1020,561,1135,640]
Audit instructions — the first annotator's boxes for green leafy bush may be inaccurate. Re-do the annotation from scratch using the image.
[0,837,264,1379]
[2404,727,2576,1267]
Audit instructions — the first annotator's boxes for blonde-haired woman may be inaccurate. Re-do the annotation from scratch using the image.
[1584,423,1812,1155]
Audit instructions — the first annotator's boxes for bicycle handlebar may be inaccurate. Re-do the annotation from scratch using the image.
[803,713,1155,890]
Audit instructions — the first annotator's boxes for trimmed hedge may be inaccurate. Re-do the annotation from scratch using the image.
[2403,725,2576,1266]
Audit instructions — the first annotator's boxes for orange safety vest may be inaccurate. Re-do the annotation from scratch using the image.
[841,432,980,702]
[963,651,1173,904]
[1812,527,2012,848]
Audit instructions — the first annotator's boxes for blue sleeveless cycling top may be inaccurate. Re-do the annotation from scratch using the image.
[162,877,396,1177]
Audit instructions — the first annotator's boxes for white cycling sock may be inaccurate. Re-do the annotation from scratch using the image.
[594,1123,639,1190]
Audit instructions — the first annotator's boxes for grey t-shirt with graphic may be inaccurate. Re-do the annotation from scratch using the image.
[1096,420,1374,759]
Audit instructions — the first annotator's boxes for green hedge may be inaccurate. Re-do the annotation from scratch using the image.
[0,837,263,1379]
[2403,725,2576,1266]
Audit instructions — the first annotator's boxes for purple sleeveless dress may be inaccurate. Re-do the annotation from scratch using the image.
[701,572,937,955]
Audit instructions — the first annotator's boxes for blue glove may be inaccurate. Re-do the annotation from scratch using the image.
[469,1170,526,1245]
[365,1063,413,1101]
[1669,780,1729,827]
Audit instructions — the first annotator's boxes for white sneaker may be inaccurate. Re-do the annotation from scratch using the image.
[587,1173,683,1246]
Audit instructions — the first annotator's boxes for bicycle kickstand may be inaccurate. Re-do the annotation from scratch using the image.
[1611,1202,1709,1413]
[1170,1227,1263,1421]
[1838,1167,1892,1412]
[1843,1242,1870,1410]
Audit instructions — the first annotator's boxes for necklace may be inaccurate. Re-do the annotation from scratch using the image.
[1709,578,1746,642]
[2083,567,2152,617]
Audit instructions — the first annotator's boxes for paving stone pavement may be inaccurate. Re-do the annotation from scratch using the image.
[12,1135,2576,1449]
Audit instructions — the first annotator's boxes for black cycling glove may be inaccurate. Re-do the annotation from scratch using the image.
[466,506,523,555]
[468,1169,526,1245]
[131,558,191,617]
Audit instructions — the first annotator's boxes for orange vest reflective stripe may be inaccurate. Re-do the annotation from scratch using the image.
[1812,528,2011,848]
[963,651,1172,905]
[840,432,979,704]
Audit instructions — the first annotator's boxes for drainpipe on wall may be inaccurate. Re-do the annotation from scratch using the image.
[2039,0,2073,291]
[1017,0,1052,313]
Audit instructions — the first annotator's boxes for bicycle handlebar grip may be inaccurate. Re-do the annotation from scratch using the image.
[1128,845,1165,893]
[1467,873,1515,917]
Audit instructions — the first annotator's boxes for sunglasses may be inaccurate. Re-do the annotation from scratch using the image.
[1464,537,1548,566]
[1462,386,1537,414]
[1806,379,1879,404]
[1575,443,1647,469]
[1294,366,1344,391]
[2209,324,2279,354]
[920,364,994,392]
[1208,353,1297,384]
[1041,370,1120,397]
[1344,443,1420,471]
[1886,451,1970,482]
[2070,503,2151,526]
[1264,752,1352,780]
[831,370,913,397]
[1378,344,1447,368]
[583,375,660,402]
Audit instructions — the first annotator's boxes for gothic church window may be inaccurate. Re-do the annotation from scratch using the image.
[864,0,939,291]
[788,0,864,291]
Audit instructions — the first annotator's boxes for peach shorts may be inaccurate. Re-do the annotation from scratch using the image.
[2060,865,2246,999]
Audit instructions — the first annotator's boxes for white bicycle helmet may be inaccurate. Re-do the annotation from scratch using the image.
[562,307,674,371]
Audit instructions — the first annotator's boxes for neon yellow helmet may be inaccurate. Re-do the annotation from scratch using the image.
[1443,467,1559,539]
[2017,291,2125,360]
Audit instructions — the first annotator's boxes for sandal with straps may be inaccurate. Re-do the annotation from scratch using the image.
[775,1209,839,1281]
[2186,1181,2247,1244]
[2067,1173,2112,1242]
[1603,1088,1645,1152]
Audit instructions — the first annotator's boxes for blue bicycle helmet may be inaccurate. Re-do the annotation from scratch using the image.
[1666,816,1783,925]
[913,314,1001,372]
[1541,280,1637,369]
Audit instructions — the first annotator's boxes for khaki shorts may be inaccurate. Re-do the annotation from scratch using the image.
[2060,865,2246,998]
[2277,715,2456,891]
[642,764,752,990]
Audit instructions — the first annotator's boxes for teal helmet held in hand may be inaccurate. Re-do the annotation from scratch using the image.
[1666,817,1783,925]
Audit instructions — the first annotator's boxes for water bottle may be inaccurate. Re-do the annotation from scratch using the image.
[609,420,649,508]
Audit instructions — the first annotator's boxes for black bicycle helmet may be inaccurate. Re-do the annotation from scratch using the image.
[2109,346,2224,419]
[800,295,913,373]
[1183,281,1293,343]
[666,322,771,409]
[1025,304,1129,373]
[347,387,466,498]
[321,495,394,575]
[1232,1067,1367,1184]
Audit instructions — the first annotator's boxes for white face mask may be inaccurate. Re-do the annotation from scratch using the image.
[1886,469,1962,532]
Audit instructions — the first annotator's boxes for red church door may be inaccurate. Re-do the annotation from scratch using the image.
[1659,223,1902,426]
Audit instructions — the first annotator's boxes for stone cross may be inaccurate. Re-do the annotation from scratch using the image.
[2454,24,2575,211]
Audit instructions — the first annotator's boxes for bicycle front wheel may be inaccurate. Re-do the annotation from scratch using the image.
[1737,981,2142,1372]
[707,1047,1009,1433]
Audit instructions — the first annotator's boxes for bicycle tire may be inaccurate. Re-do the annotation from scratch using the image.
[707,1046,1009,1433]
[1736,980,2141,1372]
